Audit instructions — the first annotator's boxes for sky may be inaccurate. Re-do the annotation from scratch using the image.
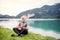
[0,0,60,16]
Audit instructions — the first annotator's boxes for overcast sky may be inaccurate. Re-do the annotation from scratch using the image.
[0,0,60,16]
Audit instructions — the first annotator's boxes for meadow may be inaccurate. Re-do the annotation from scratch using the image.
[0,26,56,40]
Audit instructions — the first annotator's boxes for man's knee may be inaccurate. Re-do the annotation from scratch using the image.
[13,28,17,31]
[22,29,28,35]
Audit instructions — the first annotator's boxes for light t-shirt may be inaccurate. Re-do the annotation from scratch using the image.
[18,22,27,30]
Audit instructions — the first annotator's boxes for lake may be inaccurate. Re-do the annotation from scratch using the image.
[0,19,60,39]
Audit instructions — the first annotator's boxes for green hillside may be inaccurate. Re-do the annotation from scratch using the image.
[0,26,56,40]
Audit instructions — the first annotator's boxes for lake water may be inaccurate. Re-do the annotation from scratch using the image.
[0,19,60,39]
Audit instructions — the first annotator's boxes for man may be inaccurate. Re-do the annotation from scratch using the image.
[12,16,29,36]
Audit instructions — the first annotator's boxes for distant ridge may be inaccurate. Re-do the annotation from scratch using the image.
[16,3,60,19]
[0,14,16,18]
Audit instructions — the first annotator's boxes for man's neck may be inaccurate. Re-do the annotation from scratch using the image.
[22,21,26,23]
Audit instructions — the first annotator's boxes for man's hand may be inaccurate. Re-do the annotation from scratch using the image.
[26,26,29,30]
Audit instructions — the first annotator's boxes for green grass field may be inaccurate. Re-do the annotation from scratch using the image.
[0,26,57,40]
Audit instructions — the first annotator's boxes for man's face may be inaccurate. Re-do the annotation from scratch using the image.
[22,17,27,22]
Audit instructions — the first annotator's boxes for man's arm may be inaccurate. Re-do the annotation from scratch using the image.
[16,25,20,28]
[25,26,29,30]
[16,23,22,28]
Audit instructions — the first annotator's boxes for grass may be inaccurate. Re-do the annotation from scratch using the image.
[0,26,57,40]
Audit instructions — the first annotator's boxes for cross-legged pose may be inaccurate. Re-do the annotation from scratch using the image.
[12,16,29,36]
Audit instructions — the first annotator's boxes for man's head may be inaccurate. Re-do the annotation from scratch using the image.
[21,16,27,22]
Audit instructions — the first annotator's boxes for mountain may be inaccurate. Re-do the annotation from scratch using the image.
[16,3,60,19]
[0,3,60,19]
[0,14,16,18]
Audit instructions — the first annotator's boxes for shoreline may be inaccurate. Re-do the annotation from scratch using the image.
[29,27,60,39]
[0,19,60,21]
